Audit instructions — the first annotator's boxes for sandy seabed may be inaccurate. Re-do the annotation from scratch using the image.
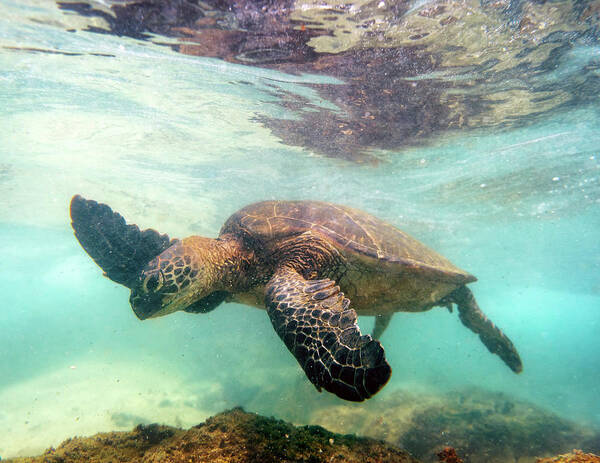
[0,359,217,458]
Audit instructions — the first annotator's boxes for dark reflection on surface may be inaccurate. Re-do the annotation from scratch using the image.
[58,0,600,162]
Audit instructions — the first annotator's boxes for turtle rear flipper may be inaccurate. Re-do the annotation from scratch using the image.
[450,286,523,373]
[266,267,392,402]
[70,195,176,288]
[372,313,393,340]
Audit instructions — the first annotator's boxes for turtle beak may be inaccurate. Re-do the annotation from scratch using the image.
[129,286,183,319]
[129,288,164,320]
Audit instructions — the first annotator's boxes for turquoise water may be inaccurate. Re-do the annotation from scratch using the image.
[1,0,599,459]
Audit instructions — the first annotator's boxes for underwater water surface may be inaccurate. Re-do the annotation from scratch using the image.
[1,0,599,460]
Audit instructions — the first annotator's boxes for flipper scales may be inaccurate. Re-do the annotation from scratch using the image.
[70,195,175,288]
[265,267,391,401]
[451,285,523,373]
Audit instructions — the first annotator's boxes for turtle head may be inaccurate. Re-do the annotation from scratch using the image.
[129,238,223,320]
[68,195,229,320]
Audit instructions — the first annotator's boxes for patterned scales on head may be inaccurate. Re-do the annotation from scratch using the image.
[70,196,523,403]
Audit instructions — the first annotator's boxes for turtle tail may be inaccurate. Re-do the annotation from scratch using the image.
[450,285,523,373]
[70,195,175,288]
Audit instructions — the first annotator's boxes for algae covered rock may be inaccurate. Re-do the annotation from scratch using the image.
[309,388,600,463]
[7,407,420,463]
[535,449,600,463]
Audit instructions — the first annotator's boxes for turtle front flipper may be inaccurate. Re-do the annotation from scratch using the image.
[70,195,176,288]
[265,267,392,402]
[450,286,523,373]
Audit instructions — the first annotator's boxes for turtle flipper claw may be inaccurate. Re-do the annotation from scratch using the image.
[70,195,175,288]
[265,267,392,401]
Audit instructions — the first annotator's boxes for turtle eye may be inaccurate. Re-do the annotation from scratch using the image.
[143,271,164,293]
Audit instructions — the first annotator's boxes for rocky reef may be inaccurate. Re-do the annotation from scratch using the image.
[6,408,420,463]
[309,388,600,463]
[536,450,600,463]
[5,389,600,463]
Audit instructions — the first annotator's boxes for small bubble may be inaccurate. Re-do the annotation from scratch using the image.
[552,177,560,182]
[480,183,486,188]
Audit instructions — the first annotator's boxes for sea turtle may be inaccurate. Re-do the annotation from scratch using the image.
[70,195,522,402]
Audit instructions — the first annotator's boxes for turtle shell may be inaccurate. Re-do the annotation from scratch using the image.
[220,201,476,285]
